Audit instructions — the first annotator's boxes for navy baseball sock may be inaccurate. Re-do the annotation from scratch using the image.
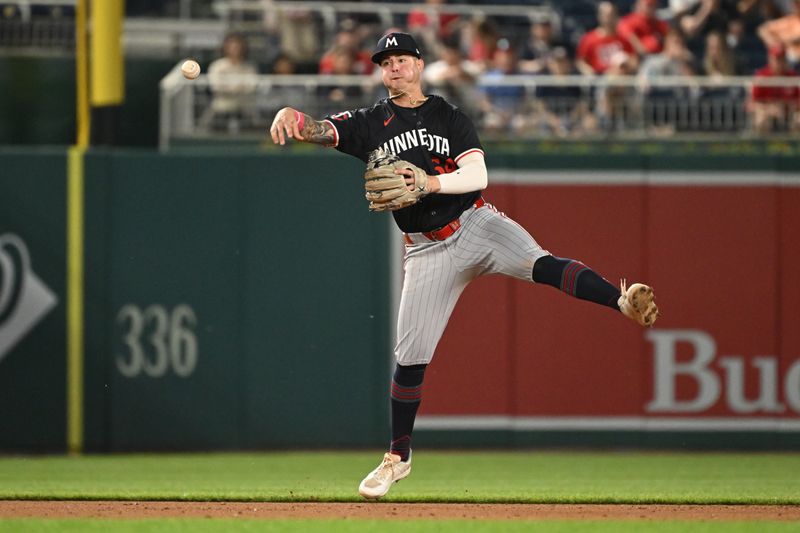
[390,362,427,462]
[532,255,620,310]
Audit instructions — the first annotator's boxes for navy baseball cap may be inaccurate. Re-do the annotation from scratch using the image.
[371,32,422,64]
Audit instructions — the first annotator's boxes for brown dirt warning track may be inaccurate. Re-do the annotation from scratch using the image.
[1,501,799,521]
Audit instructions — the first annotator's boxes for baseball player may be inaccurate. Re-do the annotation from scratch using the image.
[269,32,658,500]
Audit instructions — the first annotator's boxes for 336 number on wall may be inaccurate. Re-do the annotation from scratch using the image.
[116,304,198,378]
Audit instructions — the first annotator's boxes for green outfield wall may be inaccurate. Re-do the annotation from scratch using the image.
[0,149,66,451]
[1,148,798,452]
[1,148,391,452]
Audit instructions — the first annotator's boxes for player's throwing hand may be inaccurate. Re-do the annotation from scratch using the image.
[269,107,304,145]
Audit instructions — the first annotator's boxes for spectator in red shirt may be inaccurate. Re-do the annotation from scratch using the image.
[408,0,461,63]
[751,45,800,133]
[617,0,670,55]
[758,0,800,67]
[407,0,460,39]
[462,17,499,72]
[577,1,636,75]
[318,19,373,75]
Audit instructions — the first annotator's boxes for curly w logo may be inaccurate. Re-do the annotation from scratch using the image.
[0,234,57,364]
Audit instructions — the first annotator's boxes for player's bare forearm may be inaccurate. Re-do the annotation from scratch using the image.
[300,117,336,146]
[269,107,335,146]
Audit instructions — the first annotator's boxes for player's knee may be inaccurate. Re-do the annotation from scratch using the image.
[531,254,564,286]
[393,362,428,385]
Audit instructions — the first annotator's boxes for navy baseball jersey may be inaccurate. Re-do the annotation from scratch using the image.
[324,95,484,233]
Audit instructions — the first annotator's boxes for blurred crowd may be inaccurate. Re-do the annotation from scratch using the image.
[61,0,792,136]
[190,0,800,136]
[5,0,798,135]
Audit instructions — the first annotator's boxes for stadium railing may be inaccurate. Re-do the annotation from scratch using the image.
[159,66,800,150]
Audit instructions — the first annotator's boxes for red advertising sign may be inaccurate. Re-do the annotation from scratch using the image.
[418,175,800,431]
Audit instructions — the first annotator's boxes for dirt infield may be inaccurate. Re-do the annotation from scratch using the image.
[1,501,799,521]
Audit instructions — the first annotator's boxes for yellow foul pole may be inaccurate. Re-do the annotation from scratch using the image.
[69,0,126,454]
[67,145,84,455]
[75,0,90,147]
[90,0,125,107]
[68,0,92,454]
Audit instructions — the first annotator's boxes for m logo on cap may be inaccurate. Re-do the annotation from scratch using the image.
[371,31,422,64]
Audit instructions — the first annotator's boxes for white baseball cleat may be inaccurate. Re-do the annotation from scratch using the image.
[358,451,412,500]
[618,279,659,327]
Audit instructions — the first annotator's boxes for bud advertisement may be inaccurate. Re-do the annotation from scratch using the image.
[418,175,800,431]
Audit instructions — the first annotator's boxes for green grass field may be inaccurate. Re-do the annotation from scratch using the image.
[1,451,798,503]
[1,451,798,531]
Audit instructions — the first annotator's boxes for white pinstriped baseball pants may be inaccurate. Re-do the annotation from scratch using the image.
[395,202,550,365]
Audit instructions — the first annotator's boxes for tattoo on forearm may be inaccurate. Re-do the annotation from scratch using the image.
[301,116,336,145]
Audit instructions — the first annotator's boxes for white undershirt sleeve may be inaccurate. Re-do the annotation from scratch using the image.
[435,151,488,194]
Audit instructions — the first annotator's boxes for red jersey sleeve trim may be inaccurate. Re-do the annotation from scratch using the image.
[322,119,339,147]
[455,148,485,164]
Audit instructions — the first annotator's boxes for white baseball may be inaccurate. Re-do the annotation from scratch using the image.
[181,59,201,80]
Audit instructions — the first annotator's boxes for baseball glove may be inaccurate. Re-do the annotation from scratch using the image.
[364,148,429,212]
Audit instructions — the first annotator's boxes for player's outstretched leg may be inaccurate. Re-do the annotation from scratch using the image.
[532,255,659,326]
[358,363,425,499]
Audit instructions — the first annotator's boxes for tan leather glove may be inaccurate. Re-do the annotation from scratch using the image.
[364,148,429,212]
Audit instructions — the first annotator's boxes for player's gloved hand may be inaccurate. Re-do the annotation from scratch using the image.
[364,148,429,212]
